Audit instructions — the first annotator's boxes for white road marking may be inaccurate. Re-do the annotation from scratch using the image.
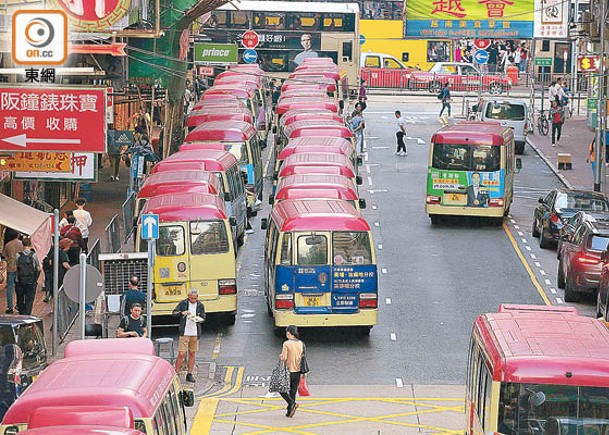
[534,262,541,267]
[539,270,546,276]
[518,231,524,236]
[382,268,387,274]
[385,298,392,305]
[372,146,390,150]
[366,165,371,174]
[556,298,564,304]
[525,246,532,251]
[378,244,383,250]
[550,288,557,294]
[372,205,378,210]
[514,225,520,229]
[365,153,369,162]
[374,222,380,227]
[521,238,528,244]
[510,219,516,224]
[396,378,404,388]
[390,333,397,341]
[367,176,373,185]
[530,254,537,259]
[544,279,552,285]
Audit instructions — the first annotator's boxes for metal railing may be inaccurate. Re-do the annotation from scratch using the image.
[105,214,122,253]
[122,192,136,243]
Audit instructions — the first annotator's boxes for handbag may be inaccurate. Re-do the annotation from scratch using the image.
[300,342,309,374]
[298,375,310,397]
[269,360,290,393]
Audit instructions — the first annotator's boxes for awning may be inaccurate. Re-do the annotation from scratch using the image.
[0,194,52,260]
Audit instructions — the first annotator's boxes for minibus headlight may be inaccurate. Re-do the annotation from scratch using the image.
[359,293,378,309]
[275,294,294,310]
[219,279,237,295]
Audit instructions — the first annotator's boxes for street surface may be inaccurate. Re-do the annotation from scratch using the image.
[149,96,595,434]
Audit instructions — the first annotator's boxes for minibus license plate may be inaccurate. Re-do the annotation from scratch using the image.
[164,285,183,297]
[443,193,466,205]
[304,295,322,307]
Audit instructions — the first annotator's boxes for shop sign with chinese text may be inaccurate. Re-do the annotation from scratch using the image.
[533,0,569,39]
[0,87,106,153]
[405,0,534,38]
[15,152,97,181]
[0,152,71,172]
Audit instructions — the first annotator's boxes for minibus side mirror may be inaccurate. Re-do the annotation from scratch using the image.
[181,389,195,407]
[272,172,278,181]
[356,176,362,185]
[515,158,522,173]
[229,217,237,227]
[224,192,232,202]
[359,199,367,209]
[357,156,363,166]
[538,196,544,204]
[269,195,274,205]
[272,126,277,134]
[261,218,268,230]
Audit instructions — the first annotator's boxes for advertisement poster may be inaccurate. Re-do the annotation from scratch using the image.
[534,0,569,38]
[427,170,504,208]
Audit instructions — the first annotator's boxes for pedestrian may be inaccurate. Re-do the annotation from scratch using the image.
[172,289,206,383]
[349,110,365,154]
[271,79,281,110]
[3,231,23,314]
[358,79,367,112]
[42,246,53,303]
[183,86,192,115]
[438,82,452,121]
[549,100,565,147]
[519,43,528,73]
[73,198,92,254]
[57,238,72,290]
[394,110,407,156]
[279,325,304,418]
[588,138,597,179]
[488,42,498,73]
[15,237,40,316]
[59,210,87,235]
[116,303,147,338]
[60,216,85,266]
[122,276,146,316]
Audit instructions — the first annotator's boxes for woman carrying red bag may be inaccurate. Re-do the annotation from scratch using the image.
[279,325,309,417]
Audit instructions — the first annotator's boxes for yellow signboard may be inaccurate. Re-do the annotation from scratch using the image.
[0,152,71,172]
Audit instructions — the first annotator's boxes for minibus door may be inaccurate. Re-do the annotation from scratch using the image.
[293,232,332,314]
[188,221,231,300]
[154,223,190,304]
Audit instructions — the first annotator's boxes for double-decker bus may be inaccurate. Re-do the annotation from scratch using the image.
[200,1,360,89]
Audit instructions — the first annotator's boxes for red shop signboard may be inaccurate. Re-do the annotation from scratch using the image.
[0,87,106,153]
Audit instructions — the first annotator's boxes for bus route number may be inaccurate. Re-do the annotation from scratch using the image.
[164,286,181,296]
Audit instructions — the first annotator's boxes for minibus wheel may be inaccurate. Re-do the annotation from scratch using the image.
[358,326,371,336]
[273,326,284,338]
[224,313,236,326]
[564,281,581,302]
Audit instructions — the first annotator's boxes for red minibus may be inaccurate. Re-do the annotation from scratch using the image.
[27,405,134,430]
[277,153,361,187]
[280,87,329,100]
[289,125,353,140]
[279,164,361,184]
[135,170,222,217]
[1,339,194,434]
[289,70,342,82]
[215,70,263,84]
[272,174,365,210]
[20,428,144,435]
[275,99,339,118]
[64,336,156,358]
[281,81,337,98]
[186,110,253,130]
[282,111,343,127]
[467,305,609,433]
[280,119,346,149]
[192,94,241,110]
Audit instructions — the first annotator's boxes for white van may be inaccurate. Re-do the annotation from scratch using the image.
[474,98,529,155]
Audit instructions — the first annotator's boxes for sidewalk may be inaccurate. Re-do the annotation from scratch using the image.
[526,116,597,191]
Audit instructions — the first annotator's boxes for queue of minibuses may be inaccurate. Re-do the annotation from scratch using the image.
[1,338,195,434]
[262,57,378,337]
[133,63,270,323]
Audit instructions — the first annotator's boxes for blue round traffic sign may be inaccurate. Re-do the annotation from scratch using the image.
[359,34,366,45]
[243,49,258,64]
[473,49,489,65]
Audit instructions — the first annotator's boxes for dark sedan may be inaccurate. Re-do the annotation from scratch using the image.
[557,210,609,257]
[532,189,609,249]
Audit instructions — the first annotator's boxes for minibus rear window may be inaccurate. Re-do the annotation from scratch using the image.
[332,232,372,265]
[590,236,609,251]
[432,143,500,172]
[485,103,525,121]
[158,226,185,256]
[280,233,292,265]
[18,323,46,371]
[297,235,328,265]
[225,142,248,165]
[190,221,230,254]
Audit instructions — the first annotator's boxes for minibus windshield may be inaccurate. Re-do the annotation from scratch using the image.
[190,221,230,254]
[332,232,372,265]
[158,226,186,256]
[498,383,609,433]
[432,143,500,172]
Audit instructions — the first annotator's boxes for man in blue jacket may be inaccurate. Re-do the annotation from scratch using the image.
[172,289,206,383]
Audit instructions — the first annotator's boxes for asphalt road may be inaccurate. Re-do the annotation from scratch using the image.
[156,96,598,391]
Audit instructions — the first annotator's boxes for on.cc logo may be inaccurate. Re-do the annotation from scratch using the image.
[12,10,67,65]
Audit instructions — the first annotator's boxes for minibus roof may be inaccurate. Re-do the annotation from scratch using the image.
[289,70,341,81]
[278,143,353,161]
[186,111,253,128]
[185,120,256,142]
[285,122,349,139]
[281,82,336,93]
[215,76,262,88]
[475,308,609,385]
[158,149,238,171]
[276,100,339,115]
[277,174,357,191]
[276,187,357,202]
[302,57,336,64]
[142,192,228,222]
[282,112,343,127]
[282,152,353,168]
[497,304,579,315]
[203,86,256,99]
[20,427,144,435]
[137,170,220,199]
[188,106,252,116]
[192,98,245,111]
[28,405,134,429]
[216,71,263,83]
[271,199,369,232]
[64,338,155,358]
[282,75,337,87]
[2,353,175,424]
[432,121,512,146]
[229,64,266,74]
[286,136,353,149]
[279,164,356,178]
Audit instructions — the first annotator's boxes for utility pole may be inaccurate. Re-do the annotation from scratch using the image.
[594,0,606,192]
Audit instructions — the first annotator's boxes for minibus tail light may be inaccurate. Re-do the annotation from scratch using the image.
[359,293,378,309]
[275,294,294,310]
[489,198,504,207]
[219,279,237,295]
[577,254,600,265]
[550,213,561,224]
[426,195,441,205]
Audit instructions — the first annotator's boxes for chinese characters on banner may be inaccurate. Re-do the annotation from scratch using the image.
[405,0,534,38]
[15,153,97,181]
[0,87,106,153]
[533,0,569,38]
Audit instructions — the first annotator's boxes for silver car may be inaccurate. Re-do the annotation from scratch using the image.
[475,98,529,154]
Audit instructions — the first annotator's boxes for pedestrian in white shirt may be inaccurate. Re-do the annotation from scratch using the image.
[172,289,206,383]
[394,110,407,156]
[73,198,92,253]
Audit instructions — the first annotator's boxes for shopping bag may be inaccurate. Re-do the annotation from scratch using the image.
[269,360,290,393]
[298,375,310,397]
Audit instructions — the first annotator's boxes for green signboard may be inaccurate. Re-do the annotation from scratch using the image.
[535,57,553,67]
[588,99,598,111]
[194,43,238,65]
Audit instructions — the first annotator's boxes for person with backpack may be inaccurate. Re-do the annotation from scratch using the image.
[15,238,40,316]
[3,230,23,314]
[60,216,85,265]
[438,82,452,124]
[122,276,146,316]
[550,100,565,147]
[116,303,147,338]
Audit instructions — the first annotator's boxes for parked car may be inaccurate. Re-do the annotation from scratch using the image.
[532,189,609,249]
[557,220,609,302]
[557,211,609,256]
[360,52,417,88]
[407,62,511,94]
[473,98,529,154]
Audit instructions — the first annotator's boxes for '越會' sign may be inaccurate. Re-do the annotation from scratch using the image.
[405,0,534,39]
[0,87,106,153]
